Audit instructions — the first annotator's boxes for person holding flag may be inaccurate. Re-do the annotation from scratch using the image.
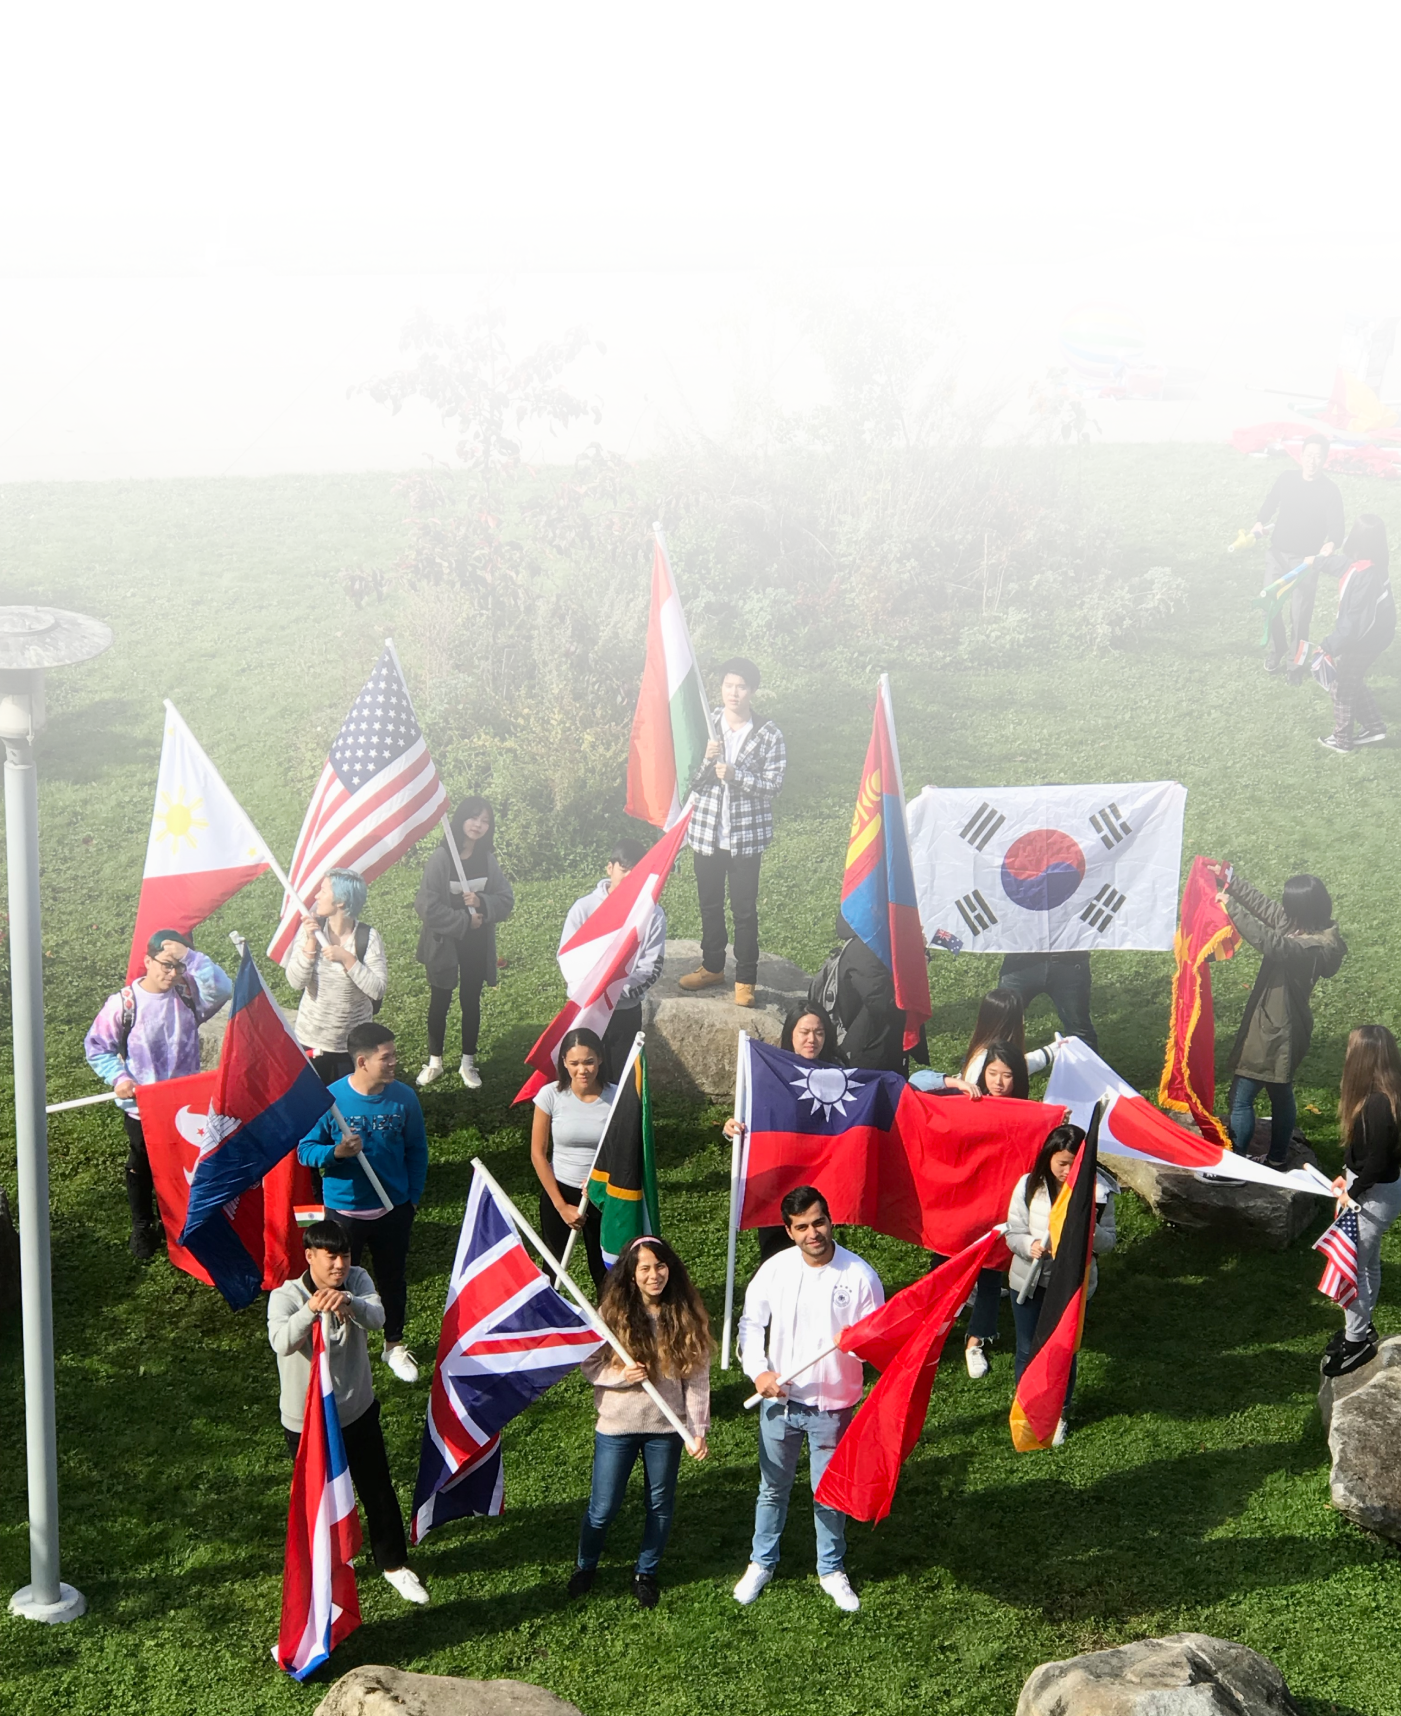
[560,838,667,1085]
[282,868,387,1085]
[530,1029,616,1288]
[85,928,233,1260]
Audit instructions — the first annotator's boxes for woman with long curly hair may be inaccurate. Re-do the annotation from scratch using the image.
[568,1237,712,1609]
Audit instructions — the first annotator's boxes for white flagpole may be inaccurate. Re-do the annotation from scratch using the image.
[45,1092,122,1115]
[742,1344,840,1410]
[719,1031,748,1369]
[383,636,474,900]
[470,1157,700,1454]
[554,1031,645,1289]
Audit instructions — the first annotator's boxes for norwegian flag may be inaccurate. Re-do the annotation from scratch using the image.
[267,645,447,962]
[275,1318,362,1680]
[410,1167,605,1544]
[1315,1206,1361,1307]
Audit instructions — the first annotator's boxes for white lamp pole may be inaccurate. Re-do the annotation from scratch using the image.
[2,605,111,1624]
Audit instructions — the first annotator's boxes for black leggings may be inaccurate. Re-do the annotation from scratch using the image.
[427,931,491,1056]
[539,1182,607,1288]
[284,1398,407,1570]
[123,1112,155,1227]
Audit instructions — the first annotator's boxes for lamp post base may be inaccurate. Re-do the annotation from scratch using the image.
[9,1582,86,1624]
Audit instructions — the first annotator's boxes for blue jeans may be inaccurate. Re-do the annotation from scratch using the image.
[752,1399,854,1575]
[1228,1076,1296,1164]
[1012,1288,1077,1418]
[577,1432,683,1575]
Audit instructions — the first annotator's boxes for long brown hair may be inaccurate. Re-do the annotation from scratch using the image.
[1339,1025,1401,1142]
[963,988,1025,1075]
[596,1237,712,1380]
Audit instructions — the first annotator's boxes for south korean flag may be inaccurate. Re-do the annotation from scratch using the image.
[905,781,1187,954]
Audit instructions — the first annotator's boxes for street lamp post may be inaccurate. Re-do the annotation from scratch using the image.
[2,605,112,1624]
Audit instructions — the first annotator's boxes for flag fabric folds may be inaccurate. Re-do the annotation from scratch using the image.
[587,1039,661,1266]
[1158,856,1240,1148]
[1315,1206,1360,1307]
[815,1228,1003,1522]
[127,702,270,980]
[1009,1110,1101,1452]
[737,1036,1062,1256]
[840,676,931,1052]
[626,533,711,830]
[515,811,692,1102]
[267,646,448,963]
[276,1318,362,1679]
[179,945,334,1308]
[411,1167,606,1543]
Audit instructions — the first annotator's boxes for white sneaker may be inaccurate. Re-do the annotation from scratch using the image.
[733,1563,773,1605]
[818,1570,860,1612]
[383,1566,430,1605]
[459,1057,482,1091]
[383,1344,420,1384]
[416,1058,444,1088]
[964,1340,989,1379]
[1052,1418,1068,1447]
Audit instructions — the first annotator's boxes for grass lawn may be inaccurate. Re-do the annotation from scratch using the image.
[2,447,1401,1715]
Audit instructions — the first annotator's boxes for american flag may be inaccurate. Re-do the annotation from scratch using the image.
[1315,1205,1360,1307]
[410,1167,605,1544]
[267,646,447,962]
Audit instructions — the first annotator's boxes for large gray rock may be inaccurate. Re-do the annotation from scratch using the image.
[1017,1633,1301,1716]
[1319,1334,1401,1434]
[642,939,811,1103]
[1103,1121,1322,1251]
[0,1186,20,1315]
[198,1002,229,1071]
[1329,1353,1401,1540]
[314,1667,584,1716]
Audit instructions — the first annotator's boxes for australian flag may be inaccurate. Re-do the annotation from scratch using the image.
[1315,1205,1360,1308]
[179,945,333,1309]
[411,1167,605,1543]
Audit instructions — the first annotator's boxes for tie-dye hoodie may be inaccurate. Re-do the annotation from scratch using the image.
[84,951,234,1113]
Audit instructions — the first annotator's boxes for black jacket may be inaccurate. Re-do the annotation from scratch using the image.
[1346,1093,1401,1203]
[1318,556,1396,660]
[413,841,514,990]
[811,935,908,1074]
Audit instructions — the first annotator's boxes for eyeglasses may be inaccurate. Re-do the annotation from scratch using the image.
[150,956,185,973]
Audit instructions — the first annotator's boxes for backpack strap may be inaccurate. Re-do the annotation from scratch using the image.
[354,921,371,965]
[116,985,136,1060]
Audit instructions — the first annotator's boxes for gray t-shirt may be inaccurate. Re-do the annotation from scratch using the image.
[534,1081,618,1190]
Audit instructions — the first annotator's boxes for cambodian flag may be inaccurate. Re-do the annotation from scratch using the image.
[840,676,931,1050]
[180,944,333,1309]
[275,1317,362,1679]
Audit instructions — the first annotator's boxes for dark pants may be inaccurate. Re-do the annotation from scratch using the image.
[1265,545,1321,665]
[694,849,762,985]
[123,1112,155,1227]
[335,1202,415,1345]
[1012,1288,1077,1417]
[927,1253,1001,1342]
[602,1004,643,1085]
[1228,1076,1296,1165]
[427,929,490,1056]
[539,1181,606,1288]
[577,1431,684,1575]
[284,1398,407,1570]
[998,953,1097,1051]
[311,1051,355,1085]
[1331,649,1385,743]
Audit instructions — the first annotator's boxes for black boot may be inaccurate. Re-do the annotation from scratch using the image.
[632,1572,660,1609]
[566,1567,595,1599]
[128,1221,160,1264]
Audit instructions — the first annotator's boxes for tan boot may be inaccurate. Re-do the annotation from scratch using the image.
[733,982,756,1008]
[678,965,726,992]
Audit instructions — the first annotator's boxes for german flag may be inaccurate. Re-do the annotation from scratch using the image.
[1008,1102,1102,1452]
[587,1040,660,1265]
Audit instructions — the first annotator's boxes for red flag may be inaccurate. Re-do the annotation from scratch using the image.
[1158,856,1239,1147]
[814,1229,1002,1522]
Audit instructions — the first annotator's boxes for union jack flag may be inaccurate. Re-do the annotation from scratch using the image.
[1315,1205,1360,1307]
[410,1168,605,1544]
[267,645,447,962]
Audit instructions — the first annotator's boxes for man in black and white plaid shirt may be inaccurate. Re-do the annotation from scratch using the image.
[678,657,787,1008]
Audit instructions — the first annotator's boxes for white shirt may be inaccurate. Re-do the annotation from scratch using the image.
[738,1242,884,1410]
[717,717,752,851]
[558,880,667,1004]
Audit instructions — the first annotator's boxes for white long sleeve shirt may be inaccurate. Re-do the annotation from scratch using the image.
[738,1243,884,1410]
[559,880,667,1004]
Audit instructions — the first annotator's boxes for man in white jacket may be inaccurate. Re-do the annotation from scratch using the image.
[559,838,667,1083]
[735,1186,883,1613]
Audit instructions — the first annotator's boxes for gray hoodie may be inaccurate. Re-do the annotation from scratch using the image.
[268,1266,384,1432]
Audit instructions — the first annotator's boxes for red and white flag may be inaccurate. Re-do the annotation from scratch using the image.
[126,702,270,980]
[514,809,692,1102]
[267,646,447,962]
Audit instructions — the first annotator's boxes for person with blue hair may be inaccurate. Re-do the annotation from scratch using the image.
[283,867,388,1083]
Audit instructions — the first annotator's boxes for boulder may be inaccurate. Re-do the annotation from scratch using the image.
[1328,1353,1401,1540]
[198,1003,229,1071]
[1103,1121,1323,1251]
[1017,1633,1301,1716]
[642,939,812,1103]
[314,1667,584,1716]
[1318,1334,1401,1434]
[0,1185,20,1315]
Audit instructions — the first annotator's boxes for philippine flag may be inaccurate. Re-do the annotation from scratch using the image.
[179,945,334,1309]
[276,1317,362,1680]
[840,676,931,1050]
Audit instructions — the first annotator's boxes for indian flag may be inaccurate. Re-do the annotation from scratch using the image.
[626,528,711,829]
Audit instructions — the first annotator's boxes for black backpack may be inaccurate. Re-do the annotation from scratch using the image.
[353,922,382,1016]
[809,942,850,1047]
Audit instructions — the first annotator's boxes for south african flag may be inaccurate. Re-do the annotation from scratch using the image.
[587,1040,661,1266]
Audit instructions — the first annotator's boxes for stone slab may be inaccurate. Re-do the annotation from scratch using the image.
[1017,1632,1301,1716]
[314,1667,584,1716]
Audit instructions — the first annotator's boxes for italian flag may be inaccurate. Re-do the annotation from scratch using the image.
[626,529,711,830]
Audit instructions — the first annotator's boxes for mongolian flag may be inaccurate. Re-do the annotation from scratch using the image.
[1157,856,1239,1148]
[840,675,931,1051]
[1008,1104,1101,1452]
[587,1038,660,1266]
[625,529,712,830]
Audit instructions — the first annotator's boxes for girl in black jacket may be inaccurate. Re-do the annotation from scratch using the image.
[1312,514,1395,754]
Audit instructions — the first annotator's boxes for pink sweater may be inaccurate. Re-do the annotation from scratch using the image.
[582,1343,711,1438]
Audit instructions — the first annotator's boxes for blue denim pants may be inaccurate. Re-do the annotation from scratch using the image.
[577,1432,683,1575]
[1228,1076,1296,1164]
[751,1398,854,1575]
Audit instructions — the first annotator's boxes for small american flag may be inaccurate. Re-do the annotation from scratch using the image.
[267,646,447,962]
[1314,1206,1360,1307]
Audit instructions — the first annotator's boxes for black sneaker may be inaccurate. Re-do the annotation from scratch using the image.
[1355,726,1387,745]
[1264,653,1284,674]
[1318,734,1358,754]
[566,1566,595,1599]
[632,1573,660,1609]
[1323,1328,1348,1358]
[129,1222,160,1263]
[1322,1337,1378,1378]
[1286,666,1306,686]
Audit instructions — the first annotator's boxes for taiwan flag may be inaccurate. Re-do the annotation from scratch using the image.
[840,675,931,1050]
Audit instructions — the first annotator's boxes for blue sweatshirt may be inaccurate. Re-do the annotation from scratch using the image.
[298,1077,428,1213]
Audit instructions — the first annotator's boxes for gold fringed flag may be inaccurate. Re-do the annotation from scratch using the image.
[1158,857,1239,1149]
